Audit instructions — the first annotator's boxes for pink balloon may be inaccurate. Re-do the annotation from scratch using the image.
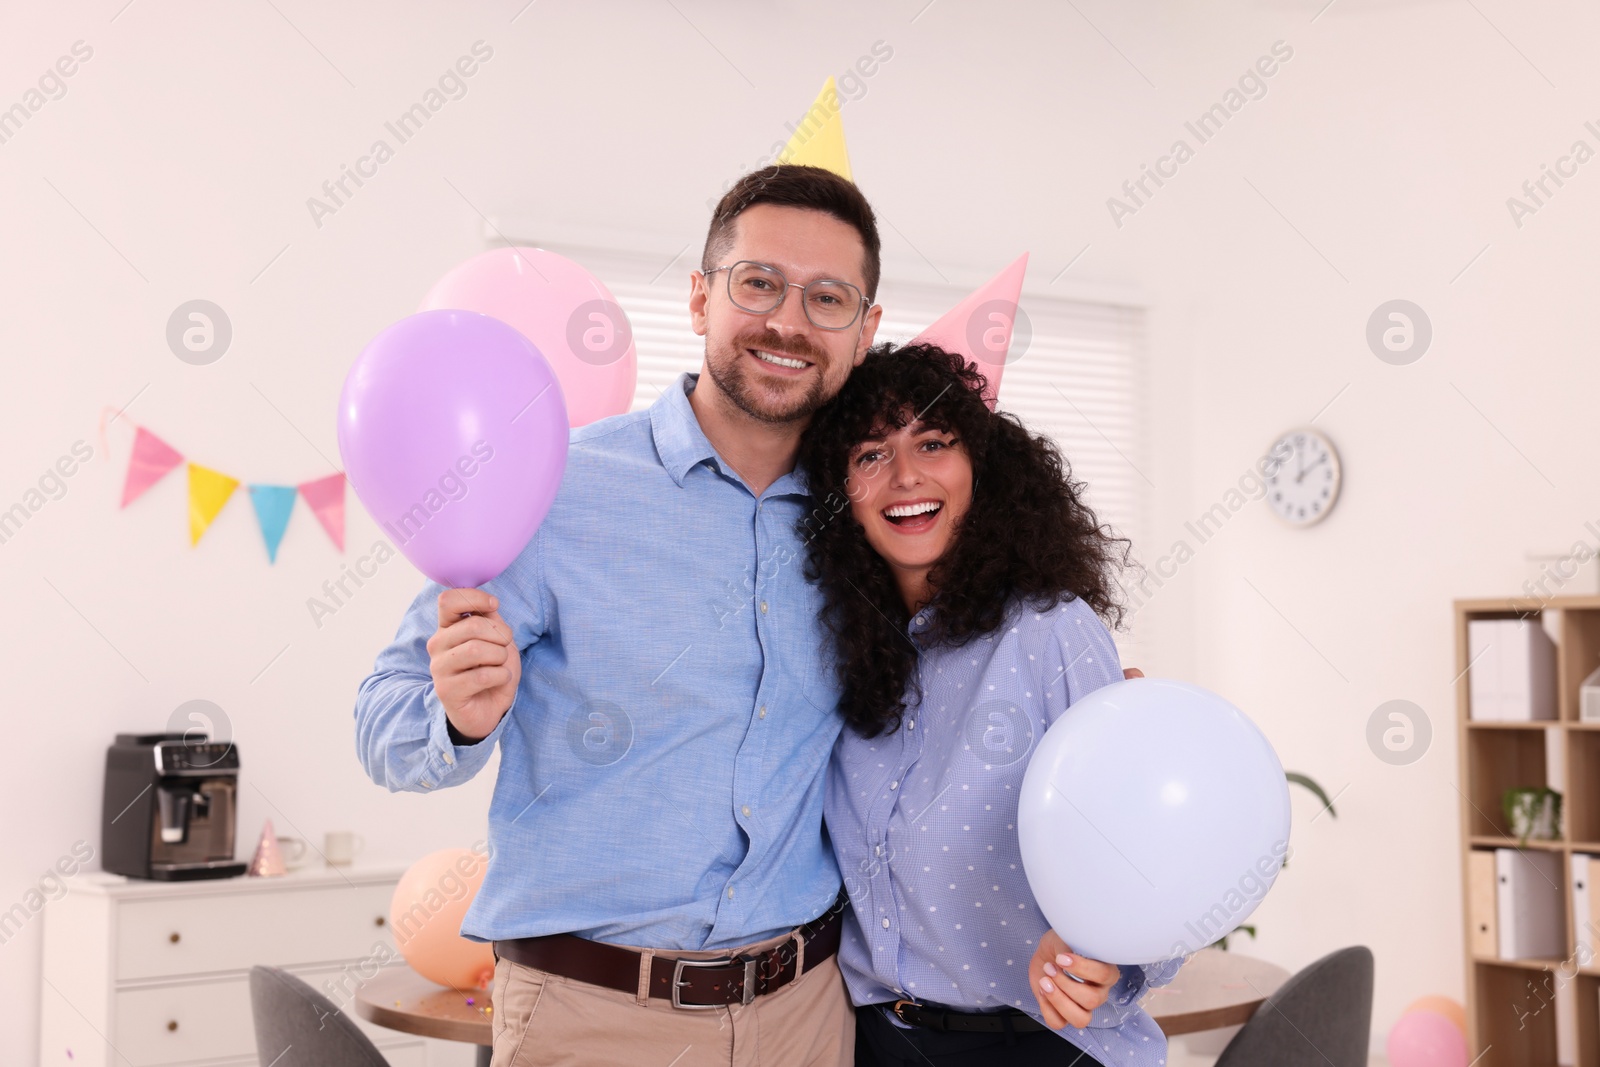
[420,247,637,427]
[338,309,568,589]
[390,848,495,990]
[1387,1009,1469,1067]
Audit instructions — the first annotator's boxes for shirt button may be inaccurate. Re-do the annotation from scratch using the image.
[907,720,915,730]
[727,887,735,899]
[420,779,433,789]
[890,781,899,790]
[760,601,769,614]
[442,752,454,765]
[875,845,883,856]
[759,705,767,719]
[914,614,925,625]
[742,805,752,817]
[882,918,890,929]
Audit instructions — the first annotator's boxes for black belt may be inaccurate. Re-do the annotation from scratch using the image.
[890,998,1048,1033]
[493,893,845,1010]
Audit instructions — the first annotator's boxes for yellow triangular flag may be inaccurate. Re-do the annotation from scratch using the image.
[188,463,240,546]
[778,77,852,181]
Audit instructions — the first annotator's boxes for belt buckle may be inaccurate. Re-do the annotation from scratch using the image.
[670,956,759,1010]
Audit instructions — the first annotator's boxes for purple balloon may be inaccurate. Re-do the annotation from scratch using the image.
[338,309,569,589]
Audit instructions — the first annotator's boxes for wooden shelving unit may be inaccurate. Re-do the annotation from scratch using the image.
[1456,595,1600,1067]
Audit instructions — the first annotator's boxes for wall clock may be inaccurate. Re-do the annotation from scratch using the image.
[1264,427,1341,526]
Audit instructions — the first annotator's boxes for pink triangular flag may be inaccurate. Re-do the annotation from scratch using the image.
[910,252,1029,410]
[298,472,346,551]
[247,818,287,877]
[120,426,184,508]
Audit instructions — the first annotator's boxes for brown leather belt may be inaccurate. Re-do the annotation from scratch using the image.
[493,894,845,1010]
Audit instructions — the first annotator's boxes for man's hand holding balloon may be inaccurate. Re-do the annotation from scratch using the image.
[428,588,520,742]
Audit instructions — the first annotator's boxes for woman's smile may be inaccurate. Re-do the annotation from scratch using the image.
[879,496,944,534]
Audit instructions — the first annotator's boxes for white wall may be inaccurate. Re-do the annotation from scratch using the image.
[3,0,1595,1060]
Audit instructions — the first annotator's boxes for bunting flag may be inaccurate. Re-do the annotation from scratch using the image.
[778,77,852,180]
[121,427,184,508]
[298,472,346,552]
[188,464,240,546]
[910,252,1030,410]
[103,413,346,561]
[248,485,298,563]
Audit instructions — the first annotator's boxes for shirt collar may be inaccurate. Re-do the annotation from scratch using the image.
[650,372,722,488]
[649,371,812,498]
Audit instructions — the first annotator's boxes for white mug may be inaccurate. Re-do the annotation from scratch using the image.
[276,836,308,870]
[324,831,365,867]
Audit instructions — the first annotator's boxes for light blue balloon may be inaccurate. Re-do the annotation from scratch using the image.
[1017,677,1291,964]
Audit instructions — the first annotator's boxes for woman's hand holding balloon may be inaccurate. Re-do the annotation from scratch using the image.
[1029,928,1118,1029]
[427,588,520,741]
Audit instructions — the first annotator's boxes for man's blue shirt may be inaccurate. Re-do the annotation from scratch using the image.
[354,372,845,950]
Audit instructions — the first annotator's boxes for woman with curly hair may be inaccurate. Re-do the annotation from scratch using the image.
[796,342,1185,1066]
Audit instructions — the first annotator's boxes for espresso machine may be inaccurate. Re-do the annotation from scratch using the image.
[102,732,248,880]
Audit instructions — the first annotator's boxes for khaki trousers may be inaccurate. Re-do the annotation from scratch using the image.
[488,925,855,1067]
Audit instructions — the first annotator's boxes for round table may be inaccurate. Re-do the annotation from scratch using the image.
[356,969,495,1066]
[1137,947,1291,1035]
[355,947,1290,1058]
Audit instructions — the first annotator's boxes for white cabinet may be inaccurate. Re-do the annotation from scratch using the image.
[40,866,426,1067]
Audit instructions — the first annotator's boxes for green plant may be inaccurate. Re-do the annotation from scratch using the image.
[1500,786,1562,847]
[1215,771,1335,951]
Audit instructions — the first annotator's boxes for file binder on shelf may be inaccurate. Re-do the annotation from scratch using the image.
[1495,847,1564,960]
[1574,854,1600,962]
[1468,850,1498,957]
[1468,618,1557,721]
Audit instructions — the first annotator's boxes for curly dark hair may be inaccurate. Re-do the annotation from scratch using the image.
[796,342,1134,738]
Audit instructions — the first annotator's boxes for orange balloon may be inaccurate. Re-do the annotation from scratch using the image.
[1405,995,1467,1038]
[390,847,496,990]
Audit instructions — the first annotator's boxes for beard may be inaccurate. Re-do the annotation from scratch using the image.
[704,328,833,425]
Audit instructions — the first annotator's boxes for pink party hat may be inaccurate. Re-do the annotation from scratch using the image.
[910,252,1029,409]
[247,818,287,877]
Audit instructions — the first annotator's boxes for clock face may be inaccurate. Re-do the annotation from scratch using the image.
[1264,428,1341,526]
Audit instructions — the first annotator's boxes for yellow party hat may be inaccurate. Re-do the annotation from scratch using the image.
[778,77,852,180]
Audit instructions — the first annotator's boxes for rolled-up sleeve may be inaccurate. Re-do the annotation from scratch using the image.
[353,532,547,793]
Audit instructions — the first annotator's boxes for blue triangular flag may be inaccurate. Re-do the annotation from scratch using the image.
[248,484,298,563]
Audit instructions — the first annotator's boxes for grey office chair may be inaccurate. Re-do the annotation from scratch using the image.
[1213,945,1374,1067]
[249,965,391,1067]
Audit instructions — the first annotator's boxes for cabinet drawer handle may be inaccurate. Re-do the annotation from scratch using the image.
[166,1020,178,1032]
[168,932,181,944]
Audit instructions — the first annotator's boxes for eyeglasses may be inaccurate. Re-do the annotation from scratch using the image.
[703,260,868,331]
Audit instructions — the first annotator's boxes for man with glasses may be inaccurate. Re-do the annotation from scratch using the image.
[355,164,883,1065]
